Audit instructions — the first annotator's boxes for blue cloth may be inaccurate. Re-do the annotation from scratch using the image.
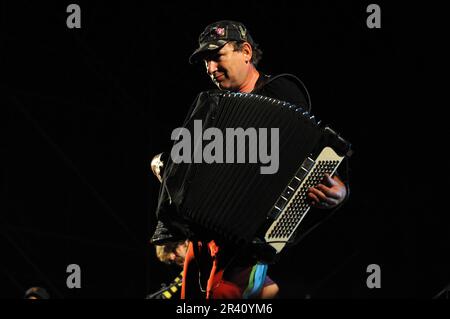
[243,263,268,299]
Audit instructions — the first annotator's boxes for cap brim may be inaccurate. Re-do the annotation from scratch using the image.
[149,220,182,245]
[189,40,228,64]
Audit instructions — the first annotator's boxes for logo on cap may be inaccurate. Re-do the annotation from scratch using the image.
[215,27,225,36]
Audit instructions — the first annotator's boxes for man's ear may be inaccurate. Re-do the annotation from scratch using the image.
[242,42,253,62]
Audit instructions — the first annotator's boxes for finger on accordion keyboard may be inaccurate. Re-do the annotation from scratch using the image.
[323,173,334,183]
[307,190,320,204]
[316,184,341,200]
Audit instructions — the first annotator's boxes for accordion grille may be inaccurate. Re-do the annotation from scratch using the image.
[180,92,321,244]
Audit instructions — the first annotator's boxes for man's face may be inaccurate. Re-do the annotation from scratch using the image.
[204,42,249,91]
[169,241,188,267]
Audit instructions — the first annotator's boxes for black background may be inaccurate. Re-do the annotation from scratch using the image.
[1,1,441,299]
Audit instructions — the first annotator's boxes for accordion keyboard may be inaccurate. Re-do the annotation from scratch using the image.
[264,146,344,253]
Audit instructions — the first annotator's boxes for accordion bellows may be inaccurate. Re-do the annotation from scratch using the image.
[164,91,351,254]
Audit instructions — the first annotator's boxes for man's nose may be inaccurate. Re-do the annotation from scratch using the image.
[206,60,218,75]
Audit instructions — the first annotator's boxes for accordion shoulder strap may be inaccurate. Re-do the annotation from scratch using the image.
[260,73,312,112]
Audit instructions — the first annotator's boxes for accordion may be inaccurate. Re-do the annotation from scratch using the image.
[163,91,352,255]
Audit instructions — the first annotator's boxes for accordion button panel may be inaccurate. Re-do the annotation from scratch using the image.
[264,146,345,254]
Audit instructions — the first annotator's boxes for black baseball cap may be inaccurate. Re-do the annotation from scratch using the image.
[189,20,256,64]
